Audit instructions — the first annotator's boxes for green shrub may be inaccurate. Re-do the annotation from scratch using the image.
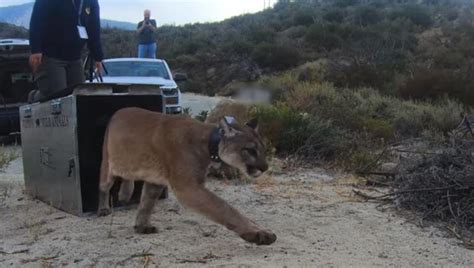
[294,60,329,83]
[361,118,394,140]
[325,62,387,90]
[391,4,433,28]
[223,38,253,55]
[323,9,345,23]
[334,0,358,8]
[293,10,315,26]
[260,70,465,139]
[251,104,344,159]
[0,147,18,171]
[305,24,343,50]
[251,43,301,70]
[246,26,276,44]
[285,26,309,39]
[195,110,208,122]
[354,6,383,26]
[398,69,474,106]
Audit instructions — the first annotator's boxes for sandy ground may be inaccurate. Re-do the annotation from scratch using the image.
[1,151,473,267]
[1,96,473,267]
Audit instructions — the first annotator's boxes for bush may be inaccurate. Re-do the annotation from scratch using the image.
[305,24,343,50]
[293,10,315,26]
[325,62,387,90]
[246,26,276,44]
[391,4,433,28]
[334,0,358,8]
[251,104,344,159]
[294,60,329,83]
[323,9,345,23]
[251,43,301,70]
[398,69,474,106]
[262,70,465,139]
[354,6,383,26]
[361,118,395,140]
[0,147,18,171]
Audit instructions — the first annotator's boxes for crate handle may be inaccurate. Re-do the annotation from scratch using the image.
[51,100,62,115]
[23,106,32,118]
[112,85,130,94]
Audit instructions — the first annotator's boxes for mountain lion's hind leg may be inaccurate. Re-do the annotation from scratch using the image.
[97,162,115,217]
[134,182,166,234]
[118,180,135,204]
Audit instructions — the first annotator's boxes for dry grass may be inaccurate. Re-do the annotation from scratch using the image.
[0,146,18,171]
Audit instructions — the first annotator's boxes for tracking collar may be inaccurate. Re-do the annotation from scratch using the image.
[209,127,222,162]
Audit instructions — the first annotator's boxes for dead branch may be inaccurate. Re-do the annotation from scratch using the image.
[20,253,59,264]
[176,258,208,264]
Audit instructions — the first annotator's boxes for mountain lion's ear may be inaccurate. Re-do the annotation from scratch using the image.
[219,118,236,137]
[246,118,258,131]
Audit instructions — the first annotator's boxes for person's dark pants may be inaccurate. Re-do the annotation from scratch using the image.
[32,56,84,101]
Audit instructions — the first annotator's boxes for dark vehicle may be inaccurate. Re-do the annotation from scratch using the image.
[0,39,33,137]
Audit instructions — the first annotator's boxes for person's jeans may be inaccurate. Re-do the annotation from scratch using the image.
[138,43,157,58]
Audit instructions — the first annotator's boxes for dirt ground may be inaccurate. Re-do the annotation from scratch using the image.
[1,149,473,268]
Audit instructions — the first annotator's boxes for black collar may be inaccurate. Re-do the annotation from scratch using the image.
[208,127,222,162]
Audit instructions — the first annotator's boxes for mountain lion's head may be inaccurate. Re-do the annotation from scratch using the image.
[218,118,268,178]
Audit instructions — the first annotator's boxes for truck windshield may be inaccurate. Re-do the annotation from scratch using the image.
[103,61,170,79]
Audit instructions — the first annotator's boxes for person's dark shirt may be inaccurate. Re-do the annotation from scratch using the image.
[29,0,104,61]
[137,19,157,45]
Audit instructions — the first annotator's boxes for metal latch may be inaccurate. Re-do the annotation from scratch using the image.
[23,106,32,118]
[51,100,62,115]
[67,158,75,178]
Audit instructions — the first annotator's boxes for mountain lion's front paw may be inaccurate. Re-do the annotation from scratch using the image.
[240,230,277,245]
[97,208,111,217]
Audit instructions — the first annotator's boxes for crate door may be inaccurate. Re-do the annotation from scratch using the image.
[76,95,163,213]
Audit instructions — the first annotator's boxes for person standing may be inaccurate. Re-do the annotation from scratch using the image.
[137,10,157,59]
[29,0,104,101]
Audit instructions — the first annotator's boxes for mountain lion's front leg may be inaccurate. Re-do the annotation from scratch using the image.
[173,183,277,245]
[134,182,166,234]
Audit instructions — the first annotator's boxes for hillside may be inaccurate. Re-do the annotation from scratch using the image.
[0,2,136,30]
[126,0,473,102]
[1,0,474,104]
[0,3,32,29]
[0,22,28,39]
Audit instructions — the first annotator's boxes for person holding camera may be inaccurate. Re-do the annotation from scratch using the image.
[137,10,157,59]
[29,0,104,101]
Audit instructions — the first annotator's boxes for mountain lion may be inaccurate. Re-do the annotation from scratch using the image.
[97,107,276,245]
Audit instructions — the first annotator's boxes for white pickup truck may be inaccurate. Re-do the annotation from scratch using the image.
[99,58,185,114]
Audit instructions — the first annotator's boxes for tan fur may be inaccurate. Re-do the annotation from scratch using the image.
[97,107,276,245]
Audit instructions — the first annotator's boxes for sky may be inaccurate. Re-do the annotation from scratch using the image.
[0,0,276,25]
